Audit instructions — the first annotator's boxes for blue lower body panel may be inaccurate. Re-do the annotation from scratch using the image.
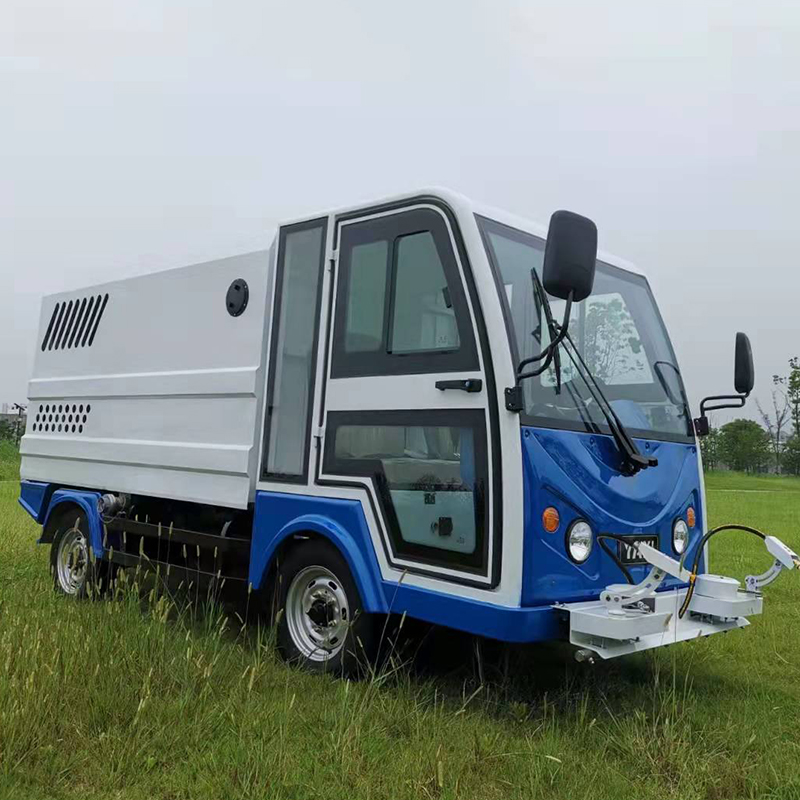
[18,480,51,523]
[249,489,563,643]
[382,582,563,643]
[20,481,105,556]
[21,483,564,644]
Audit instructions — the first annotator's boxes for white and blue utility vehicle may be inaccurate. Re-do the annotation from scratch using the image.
[18,189,799,673]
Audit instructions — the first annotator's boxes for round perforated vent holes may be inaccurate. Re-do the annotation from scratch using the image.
[32,403,92,434]
[226,278,249,317]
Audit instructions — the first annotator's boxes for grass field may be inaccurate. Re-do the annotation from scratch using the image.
[2,450,800,800]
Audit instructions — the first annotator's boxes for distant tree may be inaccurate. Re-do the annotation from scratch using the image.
[783,435,800,476]
[0,419,14,443]
[757,391,790,473]
[774,357,800,435]
[699,426,721,470]
[718,418,771,473]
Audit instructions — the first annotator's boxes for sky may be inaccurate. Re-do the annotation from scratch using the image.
[3,1,799,426]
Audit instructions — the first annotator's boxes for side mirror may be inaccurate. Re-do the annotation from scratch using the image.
[734,331,755,396]
[694,331,756,437]
[543,210,598,302]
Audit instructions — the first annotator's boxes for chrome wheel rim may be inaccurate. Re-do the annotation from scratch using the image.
[285,565,350,662]
[56,525,89,595]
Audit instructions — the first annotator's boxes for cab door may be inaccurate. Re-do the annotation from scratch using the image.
[317,203,501,588]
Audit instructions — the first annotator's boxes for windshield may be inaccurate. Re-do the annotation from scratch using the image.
[478,216,693,442]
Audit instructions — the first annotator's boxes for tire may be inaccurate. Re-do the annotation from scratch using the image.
[50,509,114,598]
[275,538,381,676]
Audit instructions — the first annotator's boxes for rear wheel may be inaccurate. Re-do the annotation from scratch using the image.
[275,539,380,676]
[50,510,113,598]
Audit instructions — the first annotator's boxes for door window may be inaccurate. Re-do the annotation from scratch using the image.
[390,232,460,354]
[262,219,327,481]
[323,410,488,571]
[345,241,388,353]
[331,208,478,377]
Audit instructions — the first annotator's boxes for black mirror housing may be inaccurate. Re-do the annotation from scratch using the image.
[543,210,598,302]
[694,331,755,437]
[734,332,755,396]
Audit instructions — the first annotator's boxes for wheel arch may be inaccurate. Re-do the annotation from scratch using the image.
[41,489,104,556]
[251,513,387,614]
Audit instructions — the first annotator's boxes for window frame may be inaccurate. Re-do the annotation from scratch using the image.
[330,208,479,378]
[260,217,328,484]
[322,409,490,573]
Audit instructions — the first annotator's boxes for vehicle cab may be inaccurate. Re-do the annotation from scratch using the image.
[251,190,696,637]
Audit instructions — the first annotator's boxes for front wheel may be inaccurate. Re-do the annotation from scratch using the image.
[50,510,113,598]
[275,539,381,676]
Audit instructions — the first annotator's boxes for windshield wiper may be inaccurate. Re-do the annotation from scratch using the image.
[560,331,658,475]
[514,269,569,385]
[532,270,563,394]
[510,270,657,475]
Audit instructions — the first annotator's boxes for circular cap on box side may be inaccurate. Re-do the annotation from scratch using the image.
[226,278,249,317]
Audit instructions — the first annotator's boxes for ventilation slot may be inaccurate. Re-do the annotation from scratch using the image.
[41,304,60,351]
[40,293,110,351]
[87,294,109,346]
[47,303,67,351]
[31,403,93,435]
[67,297,87,348]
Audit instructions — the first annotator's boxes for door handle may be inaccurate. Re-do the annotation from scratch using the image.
[435,378,483,393]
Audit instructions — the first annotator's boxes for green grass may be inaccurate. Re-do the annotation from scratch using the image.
[2,453,800,799]
[0,440,22,481]
[705,470,800,492]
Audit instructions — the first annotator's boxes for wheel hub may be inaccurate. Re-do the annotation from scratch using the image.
[56,526,89,595]
[285,565,351,662]
[307,594,336,628]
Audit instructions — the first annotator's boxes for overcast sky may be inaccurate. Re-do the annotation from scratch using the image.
[4,1,798,426]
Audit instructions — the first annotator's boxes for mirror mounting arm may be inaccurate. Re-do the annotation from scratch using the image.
[505,290,575,413]
[693,393,749,437]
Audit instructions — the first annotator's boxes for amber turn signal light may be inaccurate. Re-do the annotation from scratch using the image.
[542,506,560,533]
[687,507,696,528]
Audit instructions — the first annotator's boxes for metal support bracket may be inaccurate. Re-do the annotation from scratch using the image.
[600,542,690,609]
[745,536,800,592]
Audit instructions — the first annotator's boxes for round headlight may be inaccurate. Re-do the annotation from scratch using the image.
[673,518,689,554]
[567,520,593,563]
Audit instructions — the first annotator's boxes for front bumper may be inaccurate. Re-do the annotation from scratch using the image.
[557,586,762,660]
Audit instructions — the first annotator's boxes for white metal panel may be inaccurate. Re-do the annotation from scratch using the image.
[22,247,275,509]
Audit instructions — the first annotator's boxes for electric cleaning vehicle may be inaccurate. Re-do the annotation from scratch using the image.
[18,188,799,672]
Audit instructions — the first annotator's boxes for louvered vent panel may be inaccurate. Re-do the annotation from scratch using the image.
[40,293,110,351]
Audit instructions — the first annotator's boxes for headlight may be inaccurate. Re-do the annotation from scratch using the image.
[673,518,689,554]
[567,520,593,563]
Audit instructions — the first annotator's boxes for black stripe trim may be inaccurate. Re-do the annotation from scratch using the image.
[81,295,101,347]
[41,303,61,351]
[75,295,96,347]
[87,293,109,346]
[59,299,81,350]
[67,297,88,348]
[52,300,73,350]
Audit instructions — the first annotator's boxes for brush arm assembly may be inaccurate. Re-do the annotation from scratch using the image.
[560,532,799,661]
[602,536,799,611]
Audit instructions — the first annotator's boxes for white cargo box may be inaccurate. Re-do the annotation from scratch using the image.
[20,247,275,509]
